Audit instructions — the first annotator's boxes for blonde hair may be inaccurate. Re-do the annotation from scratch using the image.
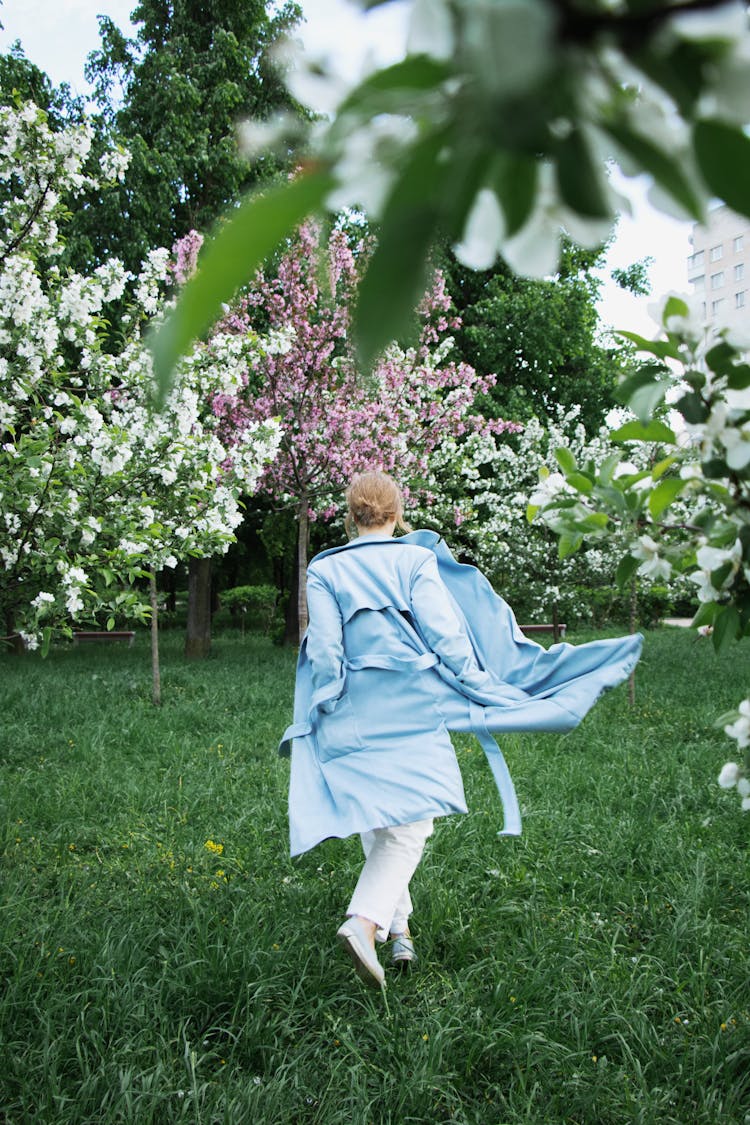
[345,471,411,537]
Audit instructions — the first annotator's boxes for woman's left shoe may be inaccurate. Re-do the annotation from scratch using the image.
[390,931,417,967]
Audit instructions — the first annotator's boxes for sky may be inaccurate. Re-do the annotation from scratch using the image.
[0,0,694,337]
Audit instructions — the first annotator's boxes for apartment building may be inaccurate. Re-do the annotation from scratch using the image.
[687,205,750,335]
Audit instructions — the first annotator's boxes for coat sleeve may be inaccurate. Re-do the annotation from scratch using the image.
[305,568,345,709]
[410,553,495,692]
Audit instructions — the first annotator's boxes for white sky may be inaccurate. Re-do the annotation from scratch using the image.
[0,0,693,337]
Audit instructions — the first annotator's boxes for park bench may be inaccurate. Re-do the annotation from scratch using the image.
[72,630,135,647]
[520,623,567,641]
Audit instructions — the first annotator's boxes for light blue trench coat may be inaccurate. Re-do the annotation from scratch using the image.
[280,531,642,857]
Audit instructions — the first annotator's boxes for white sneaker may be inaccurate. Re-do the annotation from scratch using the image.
[336,917,386,989]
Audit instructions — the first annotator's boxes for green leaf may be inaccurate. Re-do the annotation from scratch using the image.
[652,455,679,480]
[615,365,672,422]
[577,512,609,532]
[675,391,709,425]
[338,56,452,113]
[648,477,685,518]
[555,128,611,218]
[727,364,750,391]
[612,419,676,444]
[662,294,689,322]
[615,554,640,589]
[597,452,623,487]
[526,504,540,523]
[691,601,719,629]
[566,471,594,494]
[694,120,750,220]
[604,122,703,219]
[712,605,741,654]
[355,131,447,368]
[559,532,584,558]
[705,341,738,377]
[616,331,679,362]
[555,446,577,474]
[149,170,334,397]
[492,154,537,236]
[41,626,52,659]
[106,616,116,631]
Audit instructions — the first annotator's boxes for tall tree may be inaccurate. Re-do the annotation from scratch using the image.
[69,0,303,273]
[439,241,630,434]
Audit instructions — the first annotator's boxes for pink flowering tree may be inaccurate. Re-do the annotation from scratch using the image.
[212,221,518,642]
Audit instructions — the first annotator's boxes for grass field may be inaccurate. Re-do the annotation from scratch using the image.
[1,627,749,1125]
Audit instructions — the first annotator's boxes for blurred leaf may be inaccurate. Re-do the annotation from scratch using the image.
[705,340,738,377]
[727,364,750,391]
[648,477,685,518]
[106,616,116,631]
[555,446,577,474]
[604,122,703,219]
[615,554,640,589]
[338,56,453,116]
[493,153,537,236]
[662,294,689,323]
[612,419,676,443]
[712,605,741,653]
[566,471,594,494]
[555,128,611,218]
[41,626,52,659]
[652,455,679,480]
[559,532,584,558]
[149,170,333,397]
[355,130,448,367]
[615,364,672,422]
[616,332,678,361]
[597,452,623,487]
[675,391,709,425]
[526,503,540,523]
[694,120,750,220]
[691,601,719,629]
[577,512,610,532]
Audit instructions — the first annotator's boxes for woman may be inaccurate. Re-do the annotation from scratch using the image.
[280,471,642,989]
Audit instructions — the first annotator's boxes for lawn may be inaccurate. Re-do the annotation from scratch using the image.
[1,627,748,1124]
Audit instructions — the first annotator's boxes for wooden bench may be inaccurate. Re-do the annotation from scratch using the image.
[72,630,135,647]
[520,623,567,640]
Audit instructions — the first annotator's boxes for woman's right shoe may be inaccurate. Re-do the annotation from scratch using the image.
[336,917,386,989]
[390,932,417,967]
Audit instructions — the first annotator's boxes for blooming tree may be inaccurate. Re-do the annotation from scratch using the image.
[211,220,518,640]
[531,292,750,810]
[0,102,280,651]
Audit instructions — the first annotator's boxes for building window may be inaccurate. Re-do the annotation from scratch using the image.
[736,291,746,309]
[734,235,744,253]
[712,298,725,314]
[711,271,724,289]
[710,244,724,261]
[690,274,705,289]
[735,263,745,282]
[688,250,704,269]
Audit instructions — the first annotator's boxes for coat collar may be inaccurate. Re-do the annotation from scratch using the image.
[309,529,440,566]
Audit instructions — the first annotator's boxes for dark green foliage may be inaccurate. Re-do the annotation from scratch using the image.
[66,0,305,272]
[0,42,85,125]
[439,241,633,433]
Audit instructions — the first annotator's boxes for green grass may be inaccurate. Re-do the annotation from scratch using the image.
[1,627,749,1125]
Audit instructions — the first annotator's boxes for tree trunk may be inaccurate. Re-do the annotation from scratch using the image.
[283,557,299,647]
[4,610,25,655]
[150,573,161,707]
[296,494,310,645]
[185,557,212,659]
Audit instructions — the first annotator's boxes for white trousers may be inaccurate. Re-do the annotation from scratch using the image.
[346,818,434,940]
